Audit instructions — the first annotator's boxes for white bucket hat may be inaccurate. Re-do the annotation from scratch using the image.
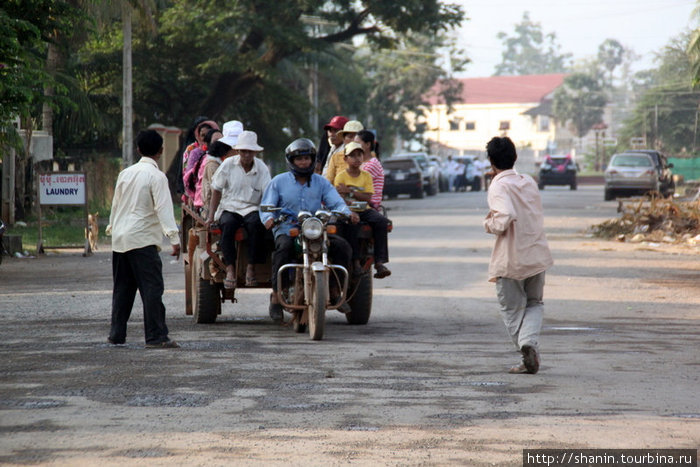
[234,130,264,152]
[218,120,244,147]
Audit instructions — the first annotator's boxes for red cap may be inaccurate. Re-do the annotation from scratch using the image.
[323,115,349,131]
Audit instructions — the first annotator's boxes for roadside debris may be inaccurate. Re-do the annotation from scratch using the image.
[590,194,700,246]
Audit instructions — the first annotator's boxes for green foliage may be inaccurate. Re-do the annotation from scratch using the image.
[620,33,700,154]
[597,38,625,86]
[553,73,607,138]
[494,12,572,76]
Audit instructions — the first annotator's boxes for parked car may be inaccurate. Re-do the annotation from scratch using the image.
[383,156,424,199]
[394,152,439,196]
[626,149,675,197]
[538,154,578,190]
[604,152,660,200]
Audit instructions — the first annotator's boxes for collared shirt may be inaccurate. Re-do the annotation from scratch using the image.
[260,172,351,238]
[210,155,271,220]
[324,146,347,183]
[322,142,344,177]
[483,169,553,282]
[107,157,180,253]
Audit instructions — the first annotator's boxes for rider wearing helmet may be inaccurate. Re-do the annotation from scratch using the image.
[260,138,359,320]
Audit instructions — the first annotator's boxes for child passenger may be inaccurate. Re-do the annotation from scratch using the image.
[333,142,391,279]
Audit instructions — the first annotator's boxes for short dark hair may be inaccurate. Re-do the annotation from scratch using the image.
[208,140,231,159]
[203,128,222,145]
[136,130,163,157]
[486,136,517,170]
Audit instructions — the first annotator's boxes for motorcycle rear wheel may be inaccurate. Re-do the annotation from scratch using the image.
[308,270,327,341]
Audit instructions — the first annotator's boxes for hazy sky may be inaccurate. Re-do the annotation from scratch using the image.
[454,0,697,77]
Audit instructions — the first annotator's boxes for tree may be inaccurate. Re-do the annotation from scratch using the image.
[157,0,464,119]
[0,1,84,219]
[494,12,572,76]
[66,0,465,164]
[597,39,625,87]
[621,32,700,154]
[553,73,607,138]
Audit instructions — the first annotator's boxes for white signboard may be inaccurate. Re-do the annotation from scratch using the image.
[39,173,86,205]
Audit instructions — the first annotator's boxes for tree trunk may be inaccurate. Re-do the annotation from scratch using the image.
[122,1,134,167]
[42,42,59,135]
[199,70,263,119]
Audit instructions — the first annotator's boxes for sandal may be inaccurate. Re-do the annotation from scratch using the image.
[224,277,236,289]
[245,276,258,287]
[373,264,391,279]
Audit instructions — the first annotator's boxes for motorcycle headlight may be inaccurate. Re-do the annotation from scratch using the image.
[302,217,323,240]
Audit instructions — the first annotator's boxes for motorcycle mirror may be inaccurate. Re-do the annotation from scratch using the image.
[350,202,368,212]
[298,211,313,222]
[260,205,281,213]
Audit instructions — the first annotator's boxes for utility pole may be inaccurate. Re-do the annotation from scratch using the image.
[122,1,134,167]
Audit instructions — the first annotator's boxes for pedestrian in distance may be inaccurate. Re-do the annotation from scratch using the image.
[106,129,181,349]
[483,136,553,374]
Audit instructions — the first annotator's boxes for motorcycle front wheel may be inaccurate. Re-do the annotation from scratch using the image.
[308,270,327,341]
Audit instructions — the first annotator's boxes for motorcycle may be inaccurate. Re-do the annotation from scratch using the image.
[262,205,355,340]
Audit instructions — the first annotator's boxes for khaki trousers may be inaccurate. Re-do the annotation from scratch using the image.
[496,271,545,351]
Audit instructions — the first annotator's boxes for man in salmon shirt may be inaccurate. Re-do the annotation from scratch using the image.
[483,136,553,375]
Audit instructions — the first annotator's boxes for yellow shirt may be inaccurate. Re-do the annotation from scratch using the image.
[325,149,348,184]
[334,170,374,210]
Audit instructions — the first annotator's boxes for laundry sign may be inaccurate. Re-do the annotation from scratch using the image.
[39,173,86,205]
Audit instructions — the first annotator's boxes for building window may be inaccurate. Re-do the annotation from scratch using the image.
[449,119,461,131]
[539,115,550,132]
[499,121,510,131]
[465,121,476,131]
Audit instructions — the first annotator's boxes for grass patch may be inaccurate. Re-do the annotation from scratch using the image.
[10,202,183,254]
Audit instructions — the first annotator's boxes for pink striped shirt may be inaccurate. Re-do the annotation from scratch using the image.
[361,157,384,207]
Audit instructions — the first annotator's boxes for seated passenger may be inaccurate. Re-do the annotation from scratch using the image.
[260,138,359,320]
[333,142,391,279]
[199,139,234,221]
[207,131,271,289]
[325,120,364,184]
[355,130,384,210]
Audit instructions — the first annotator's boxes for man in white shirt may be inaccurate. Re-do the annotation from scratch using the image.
[106,130,181,349]
[207,131,271,289]
[483,136,553,374]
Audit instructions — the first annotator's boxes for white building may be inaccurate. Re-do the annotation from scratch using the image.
[411,74,576,172]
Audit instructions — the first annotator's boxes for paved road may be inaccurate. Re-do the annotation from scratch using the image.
[1,185,698,465]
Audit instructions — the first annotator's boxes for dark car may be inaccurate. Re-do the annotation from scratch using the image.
[626,149,675,197]
[383,157,424,199]
[394,152,439,196]
[538,154,578,190]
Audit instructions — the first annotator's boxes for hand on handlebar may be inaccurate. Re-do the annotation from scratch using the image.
[264,218,275,230]
[350,212,360,224]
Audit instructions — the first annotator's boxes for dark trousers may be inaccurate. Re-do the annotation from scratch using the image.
[110,246,169,345]
[344,209,390,263]
[271,234,351,292]
[220,210,267,266]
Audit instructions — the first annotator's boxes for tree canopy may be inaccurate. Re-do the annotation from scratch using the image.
[494,11,572,76]
[3,0,465,163]
[552,73,607,138]
[620,32,700,154]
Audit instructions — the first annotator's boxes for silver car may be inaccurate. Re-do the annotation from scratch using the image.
[604,153,660,201]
